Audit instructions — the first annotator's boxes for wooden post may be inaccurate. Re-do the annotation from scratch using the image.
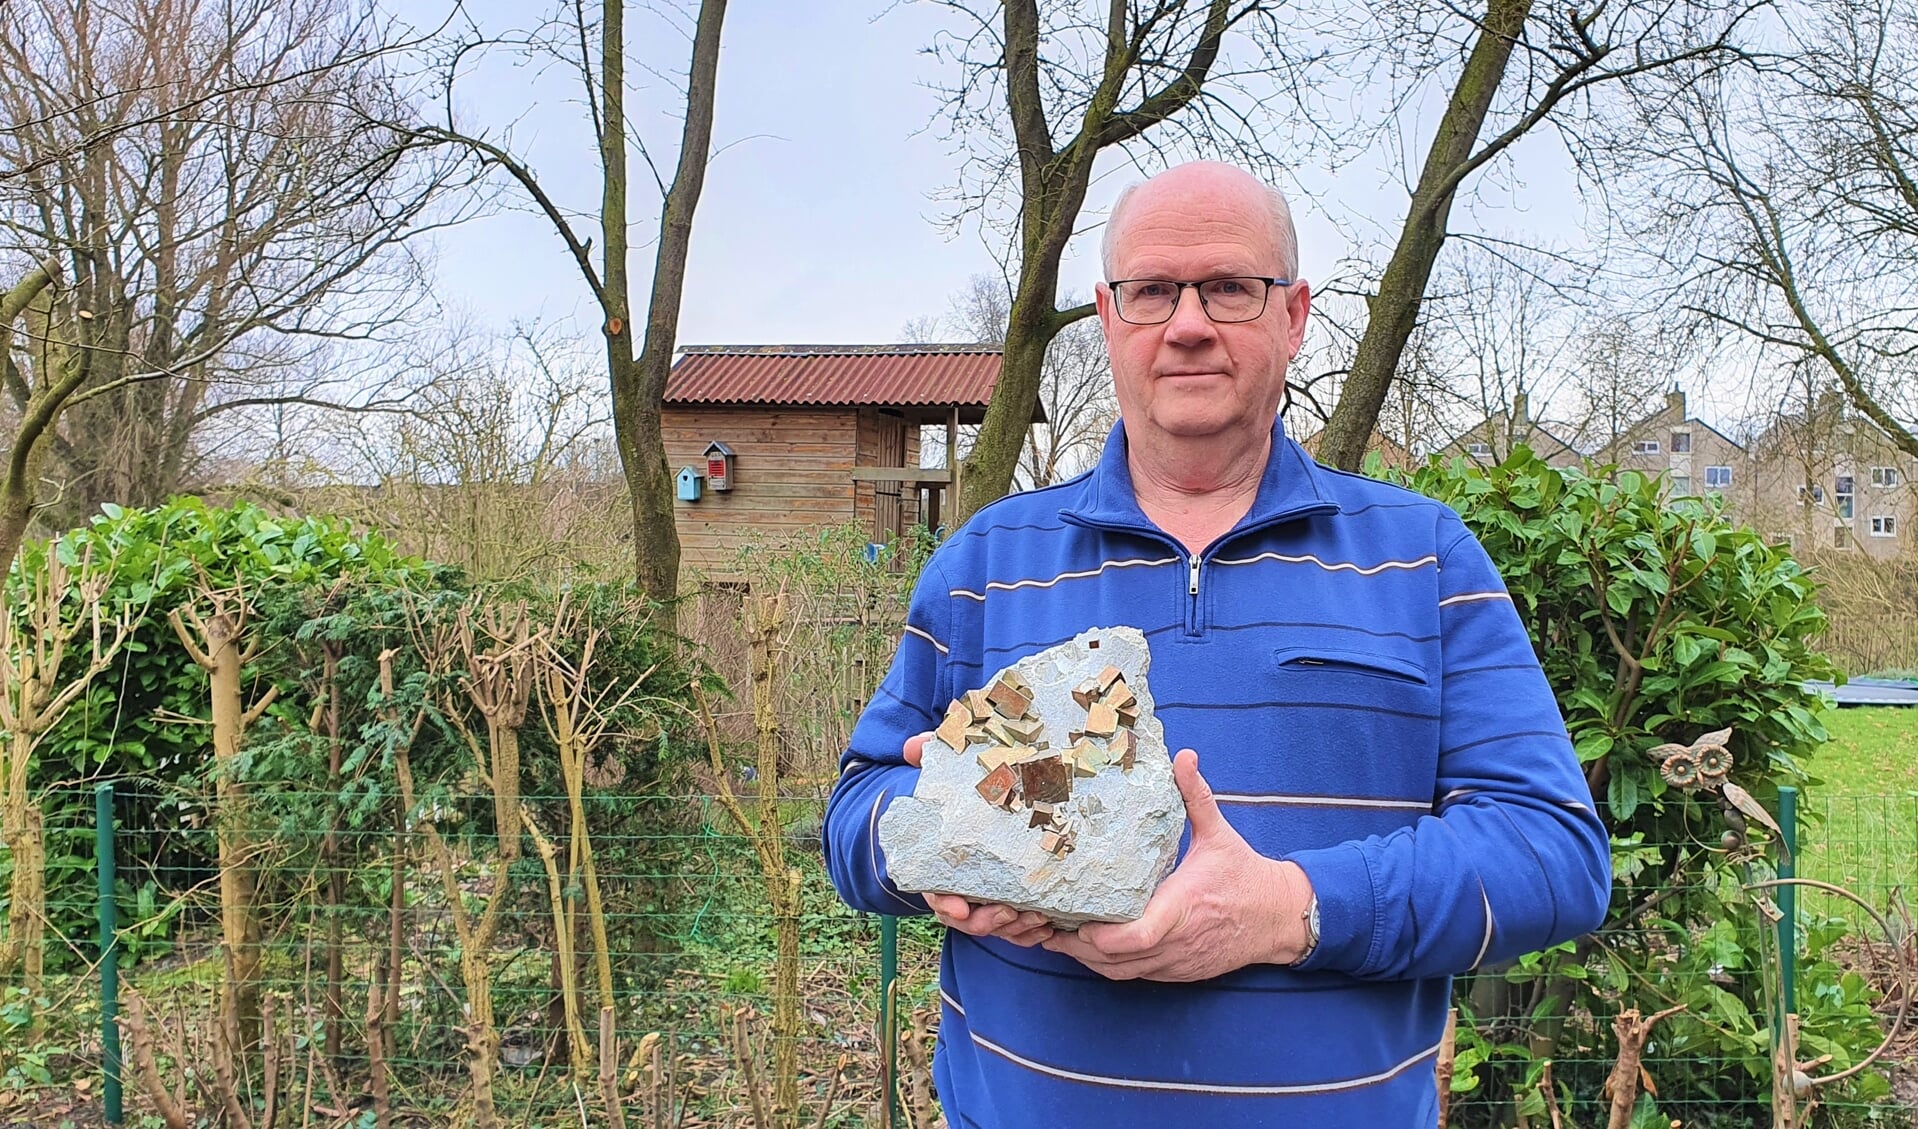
[946,406,961,524]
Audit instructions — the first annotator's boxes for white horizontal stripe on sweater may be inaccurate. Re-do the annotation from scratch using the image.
[902,623,949,654]
[1216,792,1431,812]
[948,556,1179,601]
[1214,551,1438,576]
[1438,591,1512,608]
[970,1030,1443,1096]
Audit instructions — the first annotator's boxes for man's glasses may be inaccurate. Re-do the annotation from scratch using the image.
[1108,276,1292,325]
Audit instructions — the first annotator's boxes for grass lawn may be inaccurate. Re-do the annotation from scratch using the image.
[1798,706,1918,908]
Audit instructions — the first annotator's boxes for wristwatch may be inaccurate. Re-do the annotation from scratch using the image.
[1291,893,1320,966]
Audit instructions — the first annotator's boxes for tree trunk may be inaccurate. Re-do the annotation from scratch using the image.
[204,613,263,1046]
[1,805,46,1006]
[747,598,801,1127]
[489,718,522,862]
[1315,0,1533,471]
[605,0,727,610]
[0,263,70,577]
[962,291,1075,517]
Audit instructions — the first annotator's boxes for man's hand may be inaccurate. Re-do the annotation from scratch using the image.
[904,732,1056,948]
[1043,748,1314,981]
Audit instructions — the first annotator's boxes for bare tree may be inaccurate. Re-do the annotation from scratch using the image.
[1419,241,1588,456]
[1020,313,1118,487]
[330,324,627,580]
[1313,0,1764,469]
[1629,0,1918,458]
[0,0,470,549]
[1564,315,1671,455]
[928,0,1301,515]
[399,0,728,607]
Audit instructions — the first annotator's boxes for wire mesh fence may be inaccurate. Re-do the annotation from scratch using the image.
[6,784,1918,1127]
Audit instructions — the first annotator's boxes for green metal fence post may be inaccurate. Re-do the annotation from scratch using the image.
[1777,785,1799,1021]
[881,914,899,1128]
[96,782,123,1125]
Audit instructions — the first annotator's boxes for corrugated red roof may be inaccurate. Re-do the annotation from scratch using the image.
[666,345,1003,408]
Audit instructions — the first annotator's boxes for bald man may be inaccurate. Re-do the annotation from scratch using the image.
[824,163,1610,1127]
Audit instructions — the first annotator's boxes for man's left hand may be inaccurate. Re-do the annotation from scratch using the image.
[1042,748,1314,981]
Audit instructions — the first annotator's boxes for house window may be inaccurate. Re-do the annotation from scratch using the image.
[1871,516,1897,538]
[1798,484,1827,504]
[1836,475,1855,518]
[1633,440,1661,455]
[1871,466,1900,488]
[1669,475,1692,495]
[1466,442,1492,457]
[1704,465,1733,489]
[1671,431,1692,453]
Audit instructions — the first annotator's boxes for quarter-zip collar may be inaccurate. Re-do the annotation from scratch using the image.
[1061,415,1342,541]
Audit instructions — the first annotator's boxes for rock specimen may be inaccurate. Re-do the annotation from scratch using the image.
[877,626,1184,926]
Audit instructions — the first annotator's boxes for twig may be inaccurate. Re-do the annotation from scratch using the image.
[729,1005,772,1129]
[118,991,190,1129]
[1435,1007,1457,1128]
[1540,1058,1564,1129]
[813,1054,850,1129]
[367,950,392,1128]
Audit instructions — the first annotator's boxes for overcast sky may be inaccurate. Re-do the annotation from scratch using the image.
[397,1,1752,429]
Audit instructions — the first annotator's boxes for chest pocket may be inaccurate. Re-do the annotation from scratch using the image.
[1269,643,1439,721]
[1272,646,1427,686]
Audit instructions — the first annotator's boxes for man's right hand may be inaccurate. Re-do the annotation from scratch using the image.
[903,732,1056,948]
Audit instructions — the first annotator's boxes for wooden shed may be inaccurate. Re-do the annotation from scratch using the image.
[663,344,1033,577]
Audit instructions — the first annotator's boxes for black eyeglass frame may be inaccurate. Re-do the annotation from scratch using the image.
[1106,276,1295,325]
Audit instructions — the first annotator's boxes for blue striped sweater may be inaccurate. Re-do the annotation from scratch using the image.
[823,420,1611,1128]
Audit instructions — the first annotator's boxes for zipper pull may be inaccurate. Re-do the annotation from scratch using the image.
[1189,556,1201,596]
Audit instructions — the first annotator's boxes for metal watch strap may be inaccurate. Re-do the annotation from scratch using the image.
[1291,893,1320,966]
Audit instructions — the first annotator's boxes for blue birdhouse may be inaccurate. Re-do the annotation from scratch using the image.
[675,466,704,502]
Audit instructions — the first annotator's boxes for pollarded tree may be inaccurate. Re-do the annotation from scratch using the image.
[0,537,130,1024]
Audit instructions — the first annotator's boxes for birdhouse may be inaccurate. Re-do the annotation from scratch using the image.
[675,466,704,502]
[703,440,735,492]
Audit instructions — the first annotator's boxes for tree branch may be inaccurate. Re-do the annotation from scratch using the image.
[402,125,608,309]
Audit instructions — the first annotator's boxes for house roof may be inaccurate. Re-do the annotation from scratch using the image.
[666,344,1032,423]
[1438,414,1583,458]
